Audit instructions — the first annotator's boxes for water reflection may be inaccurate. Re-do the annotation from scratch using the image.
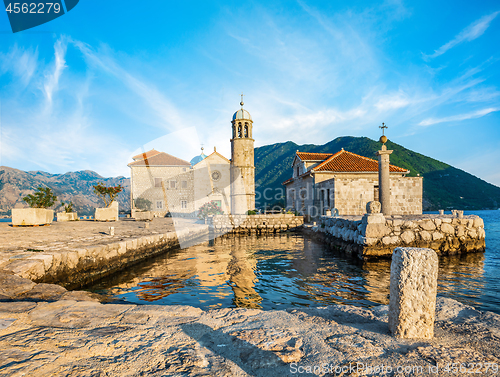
[89,232,493,312]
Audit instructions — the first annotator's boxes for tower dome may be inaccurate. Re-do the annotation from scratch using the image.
[232,109,252,121]
[190,147,207,166]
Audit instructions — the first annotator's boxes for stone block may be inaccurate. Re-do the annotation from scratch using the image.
[364,213,385,224]
[432,232,444,241]
[400,230,415,244]
[473,217,484,228]
[363,224,391,238]
[420,230,432,242]
[419,220,436,231]
[456,225,465,237]
[12,208,54,226]
[133,211,153,221]
[95,204,119,222]
[56,212,78,222]
[440,223,455,234]
[389,247,438,339]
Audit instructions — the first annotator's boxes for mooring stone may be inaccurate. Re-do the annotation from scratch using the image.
[389,247,438,339]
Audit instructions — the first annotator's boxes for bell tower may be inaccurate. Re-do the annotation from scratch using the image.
[230,95,255,214]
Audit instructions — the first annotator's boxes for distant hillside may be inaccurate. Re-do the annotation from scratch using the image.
[255,136,500,211]
[0,167,130,216]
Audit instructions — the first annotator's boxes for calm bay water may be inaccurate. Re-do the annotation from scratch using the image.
[89,210,500,313]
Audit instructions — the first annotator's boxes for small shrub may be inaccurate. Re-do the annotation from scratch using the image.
[61,202,74,213]
[135,197,152,211]
[247,210,257,215]
[197,201,224,219]
[93,182,123,208]
[23,187,57,208]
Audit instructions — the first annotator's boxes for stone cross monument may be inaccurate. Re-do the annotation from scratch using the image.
[376,123,392,215]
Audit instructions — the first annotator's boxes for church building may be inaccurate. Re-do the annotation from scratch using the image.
[283,149,423,217]
[128,99,255,217]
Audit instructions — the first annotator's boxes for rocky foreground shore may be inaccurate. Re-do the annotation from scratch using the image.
[0,273,499,377]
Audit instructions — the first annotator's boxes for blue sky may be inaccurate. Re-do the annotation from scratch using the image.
[0,0,499,186]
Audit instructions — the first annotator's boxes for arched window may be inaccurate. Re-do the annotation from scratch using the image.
[238,123,242,138]
[232,125,236,139]
[244,125,248,137]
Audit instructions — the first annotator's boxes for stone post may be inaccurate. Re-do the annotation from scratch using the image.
[376,144,393,216]
[389,247,438,339]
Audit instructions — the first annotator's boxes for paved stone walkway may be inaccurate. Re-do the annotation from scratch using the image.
[0,291,499,376]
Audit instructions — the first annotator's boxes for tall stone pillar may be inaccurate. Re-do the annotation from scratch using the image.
[376,137,392,216]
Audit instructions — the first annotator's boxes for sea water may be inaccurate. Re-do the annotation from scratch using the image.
[89,210,500,313]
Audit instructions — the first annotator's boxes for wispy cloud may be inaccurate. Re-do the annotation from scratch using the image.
[0,45,38,87]
[43,38,67,106]
[424,11,499,60]
[418,107,499,126]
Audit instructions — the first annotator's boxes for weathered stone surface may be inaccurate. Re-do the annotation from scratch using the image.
[0,273,36,298]
[400,230,415,244]
[440,223,455,234]
[389,247,438,339]
[420,230,432,241]
[366,201,381,214]
[0,294,498,376]
[364,224,391,238]
[432,232,444,241]
[28,300,132,328]
[419,220,436,231]
[19,283,67,301]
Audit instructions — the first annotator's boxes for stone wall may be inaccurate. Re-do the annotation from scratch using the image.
[2,226,208,289]
[209,214,304,235]
[316,213,485,258]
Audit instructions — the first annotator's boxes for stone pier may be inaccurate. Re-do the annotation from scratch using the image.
[208,214,304,235]
[312,212,485,259]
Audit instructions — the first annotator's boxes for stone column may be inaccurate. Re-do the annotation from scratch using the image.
[376,144,393,215]
[389,247,438,339]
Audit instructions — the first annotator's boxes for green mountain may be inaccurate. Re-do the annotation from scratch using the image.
[254,136,500,211]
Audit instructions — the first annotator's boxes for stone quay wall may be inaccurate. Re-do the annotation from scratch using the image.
[209,214,304,234]
[314,213,486,259]
[2,226,208,290]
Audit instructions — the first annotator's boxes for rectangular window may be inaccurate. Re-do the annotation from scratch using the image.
[374,186,379,202]
[181,180,187,189]
[181,200,187,209]
[154,178,162,188]
[156,200,164,210]
[170,180,176,189]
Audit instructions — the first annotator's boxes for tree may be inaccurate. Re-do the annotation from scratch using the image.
[93,182,123,208]
[23,187,57,208]
[197,201,224,219]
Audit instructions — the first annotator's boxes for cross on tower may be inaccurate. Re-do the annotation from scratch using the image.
[379,122,388,135]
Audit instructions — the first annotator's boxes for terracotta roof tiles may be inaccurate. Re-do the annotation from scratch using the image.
[313,149,408,173]
[296,152,333,161]
[128,152,191,167]
[131,149,161,161]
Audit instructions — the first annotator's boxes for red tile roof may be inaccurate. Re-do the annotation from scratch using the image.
[132,149,161,161]
[296,152,333,161]
[313,149,408,173]
[128,152,191,166]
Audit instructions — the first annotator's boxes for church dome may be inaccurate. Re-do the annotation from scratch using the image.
[190,150,207,166]
[232,109,252,121]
